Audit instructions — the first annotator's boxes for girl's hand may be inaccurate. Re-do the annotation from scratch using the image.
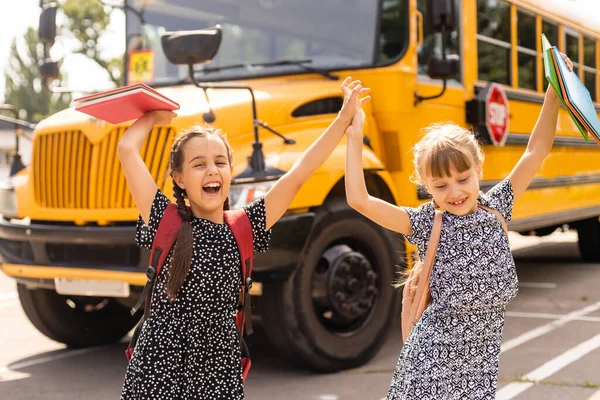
[339,77,371,123]
[559,52,574,72]
[546,52,573,100]
[346,109,366,141]
[144,110,177,126]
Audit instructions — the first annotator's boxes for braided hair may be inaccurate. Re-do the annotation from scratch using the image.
[165,125,233,301]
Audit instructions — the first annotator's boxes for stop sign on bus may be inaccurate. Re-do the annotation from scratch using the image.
[485,83,509,146]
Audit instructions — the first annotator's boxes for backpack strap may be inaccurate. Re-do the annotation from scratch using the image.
[130,203,183,316]
[405,203,507,337]
[224,209,254,382]
[125,203,184,361]
[224,209,254,336]
[478,204,508,235]
[409,209,443,328]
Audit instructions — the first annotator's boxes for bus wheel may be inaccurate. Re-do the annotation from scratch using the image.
[261,200,403,372]
[17,283,140,347]
[575,217,600,262]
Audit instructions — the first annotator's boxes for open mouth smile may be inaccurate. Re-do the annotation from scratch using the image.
[202,182,222,195]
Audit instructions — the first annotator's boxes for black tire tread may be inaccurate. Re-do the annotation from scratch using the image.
[17,284,140,347]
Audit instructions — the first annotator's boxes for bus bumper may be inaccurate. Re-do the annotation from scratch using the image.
[0,212,315,291]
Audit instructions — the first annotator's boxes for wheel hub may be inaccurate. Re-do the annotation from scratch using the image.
[321,244,379,323]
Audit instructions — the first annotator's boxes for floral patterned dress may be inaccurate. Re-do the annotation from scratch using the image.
[121,190,270,400]
[387,179,519,400]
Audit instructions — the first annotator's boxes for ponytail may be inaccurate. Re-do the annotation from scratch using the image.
[165,181,193,302]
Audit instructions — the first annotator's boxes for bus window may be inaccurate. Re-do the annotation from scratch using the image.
[583,36,597,101]
[565,30,580,76]
[542,20,559,45]
[126,0,382,85]
[542,20,559,90]
[477,0,511,85]
[517,9,537,90]
[377,0,408,64]
[416,0,460,81]
[276,35,307,61]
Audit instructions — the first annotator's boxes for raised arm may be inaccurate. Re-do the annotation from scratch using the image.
[507,53,573,201]
[118,110,176,224]
[263,77,369,230]
[345,109,412,236]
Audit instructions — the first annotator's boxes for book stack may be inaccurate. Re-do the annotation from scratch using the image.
[74,83,180,124]
[542,33,600,145]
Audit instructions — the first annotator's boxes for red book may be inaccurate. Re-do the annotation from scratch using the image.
[73,83,180,124]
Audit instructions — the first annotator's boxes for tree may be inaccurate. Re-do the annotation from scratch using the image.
[3,0,123,122]
[61,0,123,87]
[3,27,72,122]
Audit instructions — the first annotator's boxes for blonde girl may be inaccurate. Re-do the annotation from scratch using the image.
[344,55,572,399]
[117,77,370,399]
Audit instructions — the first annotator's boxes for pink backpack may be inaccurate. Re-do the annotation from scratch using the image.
[125,203,255,381]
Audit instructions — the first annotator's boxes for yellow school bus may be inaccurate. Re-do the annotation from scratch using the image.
[1,0,599,371]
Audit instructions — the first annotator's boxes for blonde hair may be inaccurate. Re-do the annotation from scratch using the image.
[394,122,484,289]
[410,122,484,186]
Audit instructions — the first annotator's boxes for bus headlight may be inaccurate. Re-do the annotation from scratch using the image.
[229,180,277,209]
[0,179,17,219]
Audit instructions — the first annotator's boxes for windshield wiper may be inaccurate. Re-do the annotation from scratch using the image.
[198,59,339,81]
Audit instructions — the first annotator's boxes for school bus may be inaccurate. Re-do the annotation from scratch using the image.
[1,0,599,371]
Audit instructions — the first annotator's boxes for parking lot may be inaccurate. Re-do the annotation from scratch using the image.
[1,230,599,400]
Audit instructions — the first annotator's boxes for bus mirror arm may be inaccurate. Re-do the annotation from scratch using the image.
[413,23,459,106]
[186,64,292,179]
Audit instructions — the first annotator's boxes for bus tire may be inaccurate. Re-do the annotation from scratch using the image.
[17,283,140,347]
[575,217,600,262]
[261,200,403,372]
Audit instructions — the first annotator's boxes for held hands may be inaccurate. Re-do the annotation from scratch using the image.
[339,77,370,141]
[339,77,371,124]
[346,108,366,141]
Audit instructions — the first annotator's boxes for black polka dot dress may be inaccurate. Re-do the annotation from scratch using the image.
[387,179,519,400]
[120,190,270,400]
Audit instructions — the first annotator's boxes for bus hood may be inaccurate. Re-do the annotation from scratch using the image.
[36,76,346,137]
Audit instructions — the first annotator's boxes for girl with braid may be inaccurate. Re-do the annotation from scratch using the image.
[117,77,370,400]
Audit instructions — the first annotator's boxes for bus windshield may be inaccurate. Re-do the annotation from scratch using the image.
[125,0,381,85]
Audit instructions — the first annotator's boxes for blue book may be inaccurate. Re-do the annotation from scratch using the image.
[542,34,589,141]
[551,47,600,144]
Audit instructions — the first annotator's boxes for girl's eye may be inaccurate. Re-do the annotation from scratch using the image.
[217,162,227,166]
[194,163,204,168]
[435,185,446,189]
[459,177,469,182]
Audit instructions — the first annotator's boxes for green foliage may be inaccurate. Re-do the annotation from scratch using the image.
[3,0,124,122]
[3,27,71,122]
[62,0,123,87]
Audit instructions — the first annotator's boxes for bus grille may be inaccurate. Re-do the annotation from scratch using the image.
[33,127,175,209]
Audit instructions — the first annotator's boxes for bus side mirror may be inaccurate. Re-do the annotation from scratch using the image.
[415,0,459,105]
[428,54,459,80]
[39,3,58,46]
[161,25,222,65]
[39,59,60,82]
[427,0,456,32]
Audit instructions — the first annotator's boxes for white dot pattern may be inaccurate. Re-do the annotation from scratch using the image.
[121,189,270,399]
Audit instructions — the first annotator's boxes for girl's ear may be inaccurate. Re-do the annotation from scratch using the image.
[422,177,432,194]
[173,171,185,189]
[477,163,483,180]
